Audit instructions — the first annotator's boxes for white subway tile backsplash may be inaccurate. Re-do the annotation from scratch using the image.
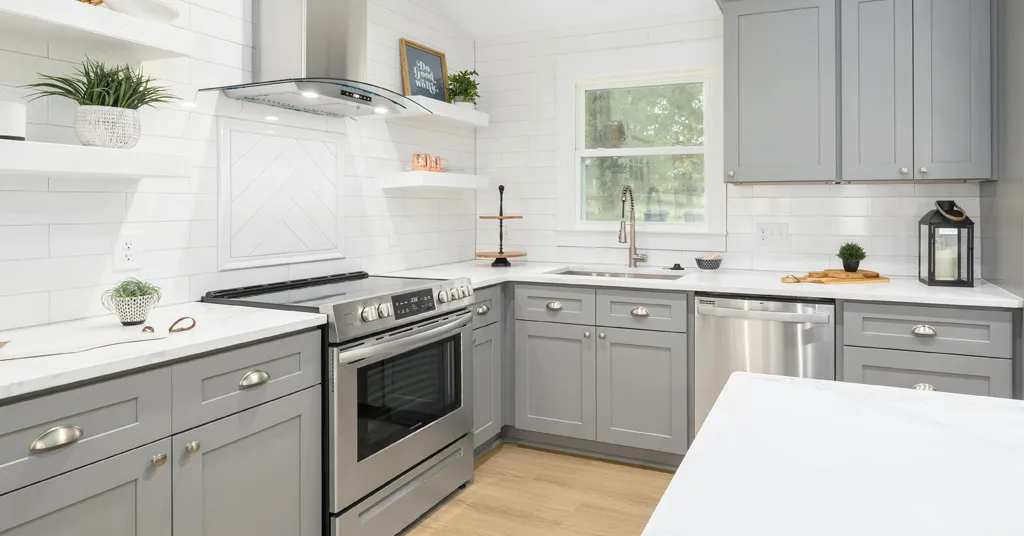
[0,193,126,225]
[0,293,49,330]
[0,226,49,260]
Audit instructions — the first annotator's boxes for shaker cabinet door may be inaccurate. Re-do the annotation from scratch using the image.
[725,0,838,182]
[472,322,503,448]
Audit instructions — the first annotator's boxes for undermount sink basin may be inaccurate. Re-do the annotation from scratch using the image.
[555,270,683,281]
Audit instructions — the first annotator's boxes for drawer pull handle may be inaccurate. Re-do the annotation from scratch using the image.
[29,425,84,454]
[185,441,201,455]
[546,301,563,311]
[630,306,650,318]
[239,370,270,390]
[913,383,937,391]
[151,453,168,467]
[911,325,937,337]
[476,305,490,315]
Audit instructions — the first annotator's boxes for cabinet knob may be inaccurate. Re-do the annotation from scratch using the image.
[598,333,606,339]
[151,453,168,467]
[727,171,736,179]
[584,331,591,339]
[911,325,937,337]
[476,305,489,315]
[185,441,201,455]
[920,167,929,174]
[545,301,563,311]
[899,167,909,176]
[913,383,936,392]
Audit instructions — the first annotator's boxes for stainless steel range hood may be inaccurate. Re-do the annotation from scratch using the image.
[199,0,429,118]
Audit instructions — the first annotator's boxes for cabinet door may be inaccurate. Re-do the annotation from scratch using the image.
[913,0,992,179]
[841,0,914,180]
[173,386,321,536]
[596,328,688,454]
[472,322,502,448]
[0,439,171,536]
[514,321,596,440]
[844,346,1012,398]
[725,0,837,182]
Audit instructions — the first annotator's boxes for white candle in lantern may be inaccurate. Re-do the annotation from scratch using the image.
[934,247,958,281]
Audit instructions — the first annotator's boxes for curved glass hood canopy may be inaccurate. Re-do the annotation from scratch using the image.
[199,78,431,118]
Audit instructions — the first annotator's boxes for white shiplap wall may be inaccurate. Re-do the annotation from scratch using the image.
[0,0,477,330]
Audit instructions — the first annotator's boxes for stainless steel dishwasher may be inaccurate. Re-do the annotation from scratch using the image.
[693,294,835,434]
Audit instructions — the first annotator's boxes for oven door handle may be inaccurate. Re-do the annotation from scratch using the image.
[337,315,471,367]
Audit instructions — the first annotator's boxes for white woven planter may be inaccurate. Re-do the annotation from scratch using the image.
[75,106,141,149]
[104,295,159,326]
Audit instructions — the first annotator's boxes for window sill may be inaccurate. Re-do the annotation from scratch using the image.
[556,229,727,252]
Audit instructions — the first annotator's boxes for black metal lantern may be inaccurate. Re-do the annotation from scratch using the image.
[919,200,974,287]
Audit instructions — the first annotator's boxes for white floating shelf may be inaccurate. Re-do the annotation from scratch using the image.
[0,0,193,60]
[380,171,489,190]
[0,140,188,179]
[401,96,490,128]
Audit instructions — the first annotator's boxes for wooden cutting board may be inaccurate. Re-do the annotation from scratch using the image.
[782,269,890,284]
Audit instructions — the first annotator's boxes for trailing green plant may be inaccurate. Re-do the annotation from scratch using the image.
[103,278,162,302]
[837,242,867,262]
[447,69,480,104]
[24,58,177,109]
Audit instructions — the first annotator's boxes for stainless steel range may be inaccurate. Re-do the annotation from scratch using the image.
[204,272,476,536]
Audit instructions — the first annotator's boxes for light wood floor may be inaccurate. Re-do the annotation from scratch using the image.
[406,444,674,536]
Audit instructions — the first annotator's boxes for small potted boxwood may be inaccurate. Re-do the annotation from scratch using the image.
[837,242,867,273]
[102,278,162,326]
[447,69,480,108]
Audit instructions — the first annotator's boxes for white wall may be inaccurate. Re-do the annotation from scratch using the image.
[0,0,477,330]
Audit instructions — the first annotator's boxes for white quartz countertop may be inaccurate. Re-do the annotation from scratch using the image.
[642,373,1024,535]
[385,260,1024,308]
[0,302,325,403]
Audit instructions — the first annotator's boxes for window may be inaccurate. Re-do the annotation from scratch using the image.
[575,75,709,229]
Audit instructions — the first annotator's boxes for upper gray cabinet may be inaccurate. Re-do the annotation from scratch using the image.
[841,0,914,180]
[913,0,992,179]
[725,0,838,182]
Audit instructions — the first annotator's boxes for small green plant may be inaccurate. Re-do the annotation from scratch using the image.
[24,58,177,109]
[837,242,867,262]
[103,278,162,302]
[447,69,480,104]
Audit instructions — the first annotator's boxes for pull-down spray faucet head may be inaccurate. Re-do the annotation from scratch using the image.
[618,186,634,244]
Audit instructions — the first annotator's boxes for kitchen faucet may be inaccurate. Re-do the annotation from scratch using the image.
[618,186,647,268]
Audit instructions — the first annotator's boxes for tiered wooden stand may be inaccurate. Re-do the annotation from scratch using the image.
[476,186,526,267]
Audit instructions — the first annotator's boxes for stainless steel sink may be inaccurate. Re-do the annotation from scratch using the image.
[555,270,683,281]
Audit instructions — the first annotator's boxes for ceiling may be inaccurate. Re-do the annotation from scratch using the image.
[436,0,721,39]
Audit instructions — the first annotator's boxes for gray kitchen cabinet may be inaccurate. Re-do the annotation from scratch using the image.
[596,289,687,333]
[844,302,1012,359]
[472,285,502,330]
[0,439,172,536]
[913,0,991,179]
[515,284,596,325]
[172,386,321,536]
[596,328,688,454]
[514,320,596,440]
[725,0,838,182]
[844,346,1012,398]
[472,322,502,448]
[841,0,914,180]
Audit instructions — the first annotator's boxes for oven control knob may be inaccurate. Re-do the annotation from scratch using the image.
[360,306,378,322]
[459,286,471,299]
[437,289,451,303]
[465,286,474,297]
[377,303,393,318]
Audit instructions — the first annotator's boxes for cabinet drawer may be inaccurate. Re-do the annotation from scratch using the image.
[844,302,1012,359]
[597,289,687,332]
[171,330,321,433]
[0,368,171,495]
[471,285,502,330]
[515,284,596,325]
[843,346,1012,399]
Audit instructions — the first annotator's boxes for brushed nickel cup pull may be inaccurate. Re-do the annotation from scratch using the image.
[913,383,936,391]
[911,325,937,337]
[151,453,168,467]
[185,441,201,455]
[29,425,84,454]
[476,305,490,315]
[546,301,563,311]
[239,370,270,390]
[630,306,650,318]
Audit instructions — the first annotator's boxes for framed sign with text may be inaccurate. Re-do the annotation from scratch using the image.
[399,39,449,103]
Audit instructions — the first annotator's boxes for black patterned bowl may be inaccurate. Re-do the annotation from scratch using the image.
[695,257,723,270]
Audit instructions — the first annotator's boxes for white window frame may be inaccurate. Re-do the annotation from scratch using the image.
[572,71,715,234]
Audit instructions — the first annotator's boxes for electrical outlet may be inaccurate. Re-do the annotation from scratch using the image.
[113,230,142,272]
[755,222,789,249]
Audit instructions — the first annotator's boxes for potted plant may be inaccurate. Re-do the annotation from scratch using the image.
[102,278,162,326]
[25,58,176,149]
[837,242,867,273]
[447,69,480,108]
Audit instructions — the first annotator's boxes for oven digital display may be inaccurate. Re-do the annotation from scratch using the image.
[391,289,436,320]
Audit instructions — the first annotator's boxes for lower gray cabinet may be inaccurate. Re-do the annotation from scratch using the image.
[596,328,688,454]
[472,322,502,448]
[844,346,1012,398]
[0,438,172,536]
[172,386,321,536]
[514,320,596,440]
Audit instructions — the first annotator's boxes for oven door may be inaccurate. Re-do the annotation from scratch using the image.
[330,311,473,513]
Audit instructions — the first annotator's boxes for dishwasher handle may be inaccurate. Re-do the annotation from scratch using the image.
[697,305,831,324]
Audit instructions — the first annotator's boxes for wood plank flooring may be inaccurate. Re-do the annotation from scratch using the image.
[406,444,674,536]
